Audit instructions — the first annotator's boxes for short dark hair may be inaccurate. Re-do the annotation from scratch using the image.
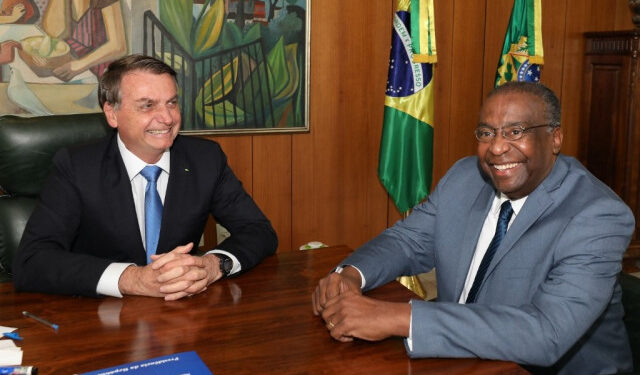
[488,82,561,127]
[98,54,177,109]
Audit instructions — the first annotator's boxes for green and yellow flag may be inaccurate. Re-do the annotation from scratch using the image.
[379,0,436,300]
[379,0,436,214]
[495,0,544,87]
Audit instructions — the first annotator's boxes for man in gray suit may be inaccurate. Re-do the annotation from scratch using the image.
[312,82,634,374]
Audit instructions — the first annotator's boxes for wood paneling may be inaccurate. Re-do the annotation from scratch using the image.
[616,1,635,29]
[254,134,292,251]
[560,0,591,157]
[210,136,253,194]
[198,0,638,253]
[483,0,511,99]
[431,0,454,187]
[540,1,568,98]
[561,0,633,157]
[447,1,487,167]
[288,0,392,250]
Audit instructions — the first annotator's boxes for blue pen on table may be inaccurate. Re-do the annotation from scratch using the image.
[1,332,22,340]
[22,311,58,331]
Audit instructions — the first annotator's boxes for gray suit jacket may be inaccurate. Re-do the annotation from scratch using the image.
[343,154,634,374]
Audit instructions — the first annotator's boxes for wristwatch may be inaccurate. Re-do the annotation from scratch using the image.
[216,254,233,278]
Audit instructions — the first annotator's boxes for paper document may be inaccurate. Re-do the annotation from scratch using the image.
[0,339,22,366]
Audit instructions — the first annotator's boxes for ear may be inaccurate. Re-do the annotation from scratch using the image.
[551,126,563,155]
[103,102,118,129]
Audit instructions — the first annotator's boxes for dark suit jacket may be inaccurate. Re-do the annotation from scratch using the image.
[343,155,634,374]
[12,132,277,296]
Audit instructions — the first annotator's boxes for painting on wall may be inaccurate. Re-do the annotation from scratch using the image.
[0,0,310,135]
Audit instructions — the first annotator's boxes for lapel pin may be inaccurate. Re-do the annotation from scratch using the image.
[184,168,190,172]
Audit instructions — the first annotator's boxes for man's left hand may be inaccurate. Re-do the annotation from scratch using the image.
[149,243,223,300]
[321,289,411,342]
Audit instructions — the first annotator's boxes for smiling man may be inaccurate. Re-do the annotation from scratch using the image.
[13,55,277,300]
[312,82,635,374]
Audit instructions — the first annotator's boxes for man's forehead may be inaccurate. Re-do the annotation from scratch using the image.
[479,91,544,121]
[120,71,177,100]
[484,91,542,106]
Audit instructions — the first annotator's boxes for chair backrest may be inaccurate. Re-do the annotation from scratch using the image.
[620,273,640,372]
[0,113,112,280]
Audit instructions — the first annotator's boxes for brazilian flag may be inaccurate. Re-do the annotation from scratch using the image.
[378,0,436,214]
[495,0,544,87]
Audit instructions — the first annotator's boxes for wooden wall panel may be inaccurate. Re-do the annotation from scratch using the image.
[253,135,292,252]
[447,1,487,167]
[431,0,454,187]
[291,2,342,249]
[560,0,591,158]
[561,0,631,158]
[291,0,391,251]
[615,1,635,29]
[538,1,568,99]
[483,0,512,100]
[210,136,254,194]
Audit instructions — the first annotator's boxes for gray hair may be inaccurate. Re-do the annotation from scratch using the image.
[488,82,561,128]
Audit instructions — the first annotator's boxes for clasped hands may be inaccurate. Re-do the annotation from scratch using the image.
[312,267,411,342]
[118,243,223,301]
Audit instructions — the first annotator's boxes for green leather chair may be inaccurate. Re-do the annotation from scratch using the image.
[621,273,640,373]
[0,113,111,282]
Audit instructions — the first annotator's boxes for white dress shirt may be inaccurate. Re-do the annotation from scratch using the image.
[458,193,526,303]
[95,134,240,297]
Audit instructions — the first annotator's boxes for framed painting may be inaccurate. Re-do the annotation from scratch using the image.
[0,0,310,135]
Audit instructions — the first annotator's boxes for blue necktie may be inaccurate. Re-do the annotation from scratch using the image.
[466,201,514,303]
[140,166,162,264]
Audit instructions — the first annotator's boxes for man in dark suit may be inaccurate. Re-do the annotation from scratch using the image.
[312,82,634,374]
[13,55,277,300]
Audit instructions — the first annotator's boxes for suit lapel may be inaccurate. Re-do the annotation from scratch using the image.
[158,140,192,254]
[102,135,146,264]
[482,156,569,282]
[453,182,496,299]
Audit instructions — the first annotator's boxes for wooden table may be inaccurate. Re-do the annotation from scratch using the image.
[0,246,528,374]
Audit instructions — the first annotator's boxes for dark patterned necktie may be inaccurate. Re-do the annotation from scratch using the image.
[466,201,514,303]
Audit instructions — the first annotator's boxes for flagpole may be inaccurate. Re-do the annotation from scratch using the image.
[397,210,428,299]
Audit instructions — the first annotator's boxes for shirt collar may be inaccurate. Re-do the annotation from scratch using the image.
[492,192,527,217]
[117,134,171,181]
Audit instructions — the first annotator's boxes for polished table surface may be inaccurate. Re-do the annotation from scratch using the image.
[0,246,528,374]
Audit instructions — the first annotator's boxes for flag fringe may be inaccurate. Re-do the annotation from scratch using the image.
[529,55,544,65]
[413,54,437,64]
[398,275,428,299]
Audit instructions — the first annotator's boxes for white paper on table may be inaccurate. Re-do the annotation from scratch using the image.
[0,326,17,333]
[0,341,18,349]
[0,339,22,366]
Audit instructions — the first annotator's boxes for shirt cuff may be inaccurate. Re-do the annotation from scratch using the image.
[334,264,366,289]
[405,300,414,351]
[206,249,241,275]
[96,262,135,298]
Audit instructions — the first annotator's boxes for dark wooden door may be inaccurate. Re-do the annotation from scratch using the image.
[581,31,640,256]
